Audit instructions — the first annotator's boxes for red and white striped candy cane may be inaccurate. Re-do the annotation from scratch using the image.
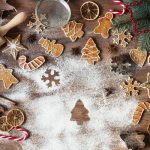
[109,0,126,15]
[0,127,29,142]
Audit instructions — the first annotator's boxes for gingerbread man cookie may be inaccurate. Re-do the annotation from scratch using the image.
[93,12,113,39]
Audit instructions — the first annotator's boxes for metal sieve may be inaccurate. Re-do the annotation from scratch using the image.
[35,0,71,28]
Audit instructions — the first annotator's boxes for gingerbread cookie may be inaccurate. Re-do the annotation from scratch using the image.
[0,64,18,89]
[112,30,133,47]
[140,73,150,98]
[62,20,84,42]
[120,77,140,96]
[27,13,47,33]
[18,55,45,71]
[93,12,113,38]
[129,48,147,67]
[132,102,150,124]
[2,34,26,60]
[38,37,64,57]
[81,38,100,64]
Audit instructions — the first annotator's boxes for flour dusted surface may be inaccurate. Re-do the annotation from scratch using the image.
[2,52,138,150]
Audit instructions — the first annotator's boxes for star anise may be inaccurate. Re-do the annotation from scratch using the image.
[72,47,81,56]
[107,44,118,54]
[104,87,115,97]
[27,34,37,43]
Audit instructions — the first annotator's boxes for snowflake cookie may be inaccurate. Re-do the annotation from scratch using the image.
[27,13,47,33]
[120,77,140,96]
[112,30,133,47]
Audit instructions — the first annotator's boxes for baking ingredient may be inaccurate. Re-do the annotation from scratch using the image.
[70,100,90,125]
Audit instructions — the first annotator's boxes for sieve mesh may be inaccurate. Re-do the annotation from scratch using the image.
[36,0,71,28]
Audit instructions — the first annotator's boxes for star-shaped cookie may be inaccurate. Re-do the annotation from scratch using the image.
[140,73,150,98]
[2,34,26,60]
[0,64,18,89]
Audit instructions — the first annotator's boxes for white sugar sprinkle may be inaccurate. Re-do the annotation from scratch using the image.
[0,52,138,150]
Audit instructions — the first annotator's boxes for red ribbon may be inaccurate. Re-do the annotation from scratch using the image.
[109,0,126,16]
[110,0,150,35]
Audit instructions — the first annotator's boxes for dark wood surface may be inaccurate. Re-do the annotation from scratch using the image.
[0,0,149,150]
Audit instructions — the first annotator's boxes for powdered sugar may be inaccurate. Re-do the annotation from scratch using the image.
[0,51,138,150]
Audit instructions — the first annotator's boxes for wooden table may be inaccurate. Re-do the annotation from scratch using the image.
[0,0,149,150]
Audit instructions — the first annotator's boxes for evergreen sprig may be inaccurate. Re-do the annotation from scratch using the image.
[112,0,150,51]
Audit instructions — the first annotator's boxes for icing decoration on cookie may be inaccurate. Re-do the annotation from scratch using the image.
[120,77,140,96]
[129,48,147,67]
[2,34,26,60]
[94,12,113,38]
[38,37,64,57]
[81,38,100,64]
[112,30,133,47]
[0,64,18,89]
[18,55,45,71]
[140,73,150,98]
[62,20,84,42]
[132,102,150,125]
[27,13,47,33]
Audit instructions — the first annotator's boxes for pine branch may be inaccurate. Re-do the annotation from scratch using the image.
[113,3,150,26]
[112,14,130,26]
[131,2,150,18]
[138,33,150,51]
[111,0,150,52]
[122,0,150,4]
[113,17,150,30]
[122,0,137,4]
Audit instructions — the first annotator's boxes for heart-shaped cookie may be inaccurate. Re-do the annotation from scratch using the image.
[129,48,147,67]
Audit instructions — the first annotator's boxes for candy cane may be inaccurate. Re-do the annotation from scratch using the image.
[0,127,29,142]
[109,0,126,15]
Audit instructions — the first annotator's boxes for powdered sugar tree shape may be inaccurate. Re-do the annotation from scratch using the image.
[41,69,60,88]
[70,100,90,125]
[112,30,133,47]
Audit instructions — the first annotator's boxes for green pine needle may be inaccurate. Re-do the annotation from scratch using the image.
[138,33,150,51]
[112,0,150,52]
